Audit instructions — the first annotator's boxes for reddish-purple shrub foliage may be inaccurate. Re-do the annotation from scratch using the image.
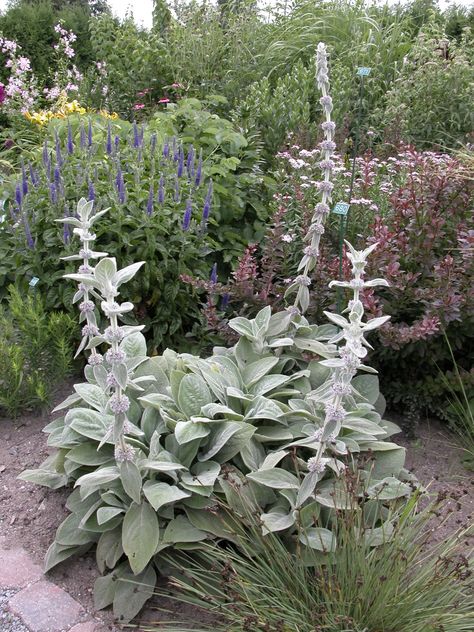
[183,144,474,415]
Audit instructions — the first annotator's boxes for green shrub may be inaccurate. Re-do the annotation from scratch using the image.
[0,0,95,81]
[0,101,265,350]
[376,28,474,148]
[0,285,75,417]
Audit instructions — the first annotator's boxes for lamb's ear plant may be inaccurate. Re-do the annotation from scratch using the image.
[19,45,413,623]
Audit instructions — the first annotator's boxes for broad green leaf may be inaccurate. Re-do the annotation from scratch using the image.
[175,421,210,445]
[119,461,142,504]
[56,512,95,547]
[299,527,336,552]
[96,527,124,573]
[352,375,380,405]
[247,468,300,489]
[122,502,159,574]
[113,565,156,623]
[19,468,68,489]
[67,408,114,443]
[261,509,295,534]
[143,481,190,511]
[45,541,91,572]
[242,357,279,387]
[67,443,113,466]
[120,332,147,358]
[181,461,221,487]
[162,515,207,543]
[74,383,107,412]
[178,374,213,417]
[368,477,412,500]
[97,507,124,525]
[75,466,120,499]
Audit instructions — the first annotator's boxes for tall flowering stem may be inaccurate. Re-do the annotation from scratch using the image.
[285,42,336,314]
[61,199,145,460]
[306,242,390,476]
[57,198,108,361]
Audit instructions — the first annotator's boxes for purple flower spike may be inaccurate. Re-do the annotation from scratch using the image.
[146,183,154,216]
[177,146,184,177]
[202,180,213,222]
[80,124,86,148]
[88,120,93,148]
[150,133,157,154]
[182,199,192,231]
[210,263,218,284]
[42,140,49,168]
[162,137,169,158]
[55,133,63,167]
[21,162,28,196]
[29,164,39,187]
[172,137,178,160]
[49,183,57,204]
[54,164,61,187]
[186,145,195,179]
[67,123,74,154]
[15,183,22,207]
[221,293,230,309]
[88,180,95,201]
[158,175,165,204]
[115,165,126,204]
[23,213,34,249]
[114,135,120,150]
[106,123,112,155]
[195,149,203,187]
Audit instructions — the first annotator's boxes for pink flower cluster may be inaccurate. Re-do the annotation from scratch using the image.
[0,36,38,113]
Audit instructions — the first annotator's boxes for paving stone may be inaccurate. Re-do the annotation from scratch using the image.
[0,547,43,588]
[9,580,84,632]
[69,622,99,632]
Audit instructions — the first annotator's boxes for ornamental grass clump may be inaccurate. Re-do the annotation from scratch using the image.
[20,43,413,623]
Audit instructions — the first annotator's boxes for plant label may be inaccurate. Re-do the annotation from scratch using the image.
[357,67,371,76]
[29,276,39,287]
[332,202,350,216]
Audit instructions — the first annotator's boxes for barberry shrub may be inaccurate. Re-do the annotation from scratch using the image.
[185,145,474,417]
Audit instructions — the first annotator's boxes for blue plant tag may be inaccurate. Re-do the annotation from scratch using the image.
[357,67,371,76]
[29,277,39,287]
[333,202,350,216]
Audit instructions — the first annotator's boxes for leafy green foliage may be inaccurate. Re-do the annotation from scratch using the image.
[0,101,265,350]
[0,285,75,417]
[377,28,474,148]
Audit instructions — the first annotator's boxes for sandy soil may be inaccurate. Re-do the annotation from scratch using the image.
[0,390,472,630]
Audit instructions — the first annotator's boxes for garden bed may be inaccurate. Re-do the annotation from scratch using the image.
[0,387,472,629]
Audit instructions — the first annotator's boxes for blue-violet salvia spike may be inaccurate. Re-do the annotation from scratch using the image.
[172,136,178,160]
[146,183,154,216]
[49,183,57,204]
[23,213,34,249]
[182,198,192,231]
[21,161,28,196]
[62,207,71,244]
[186,145,195,178]
[29,164,39,187]
[162,137,169,158]
[55,133,63,167]
[202,180,213,221]
[114,135,120,151]
[54,164,61,187]
[42,140,49,168]
[88,180,95,202]
[15,183,22,208]
[150,133,157,154]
